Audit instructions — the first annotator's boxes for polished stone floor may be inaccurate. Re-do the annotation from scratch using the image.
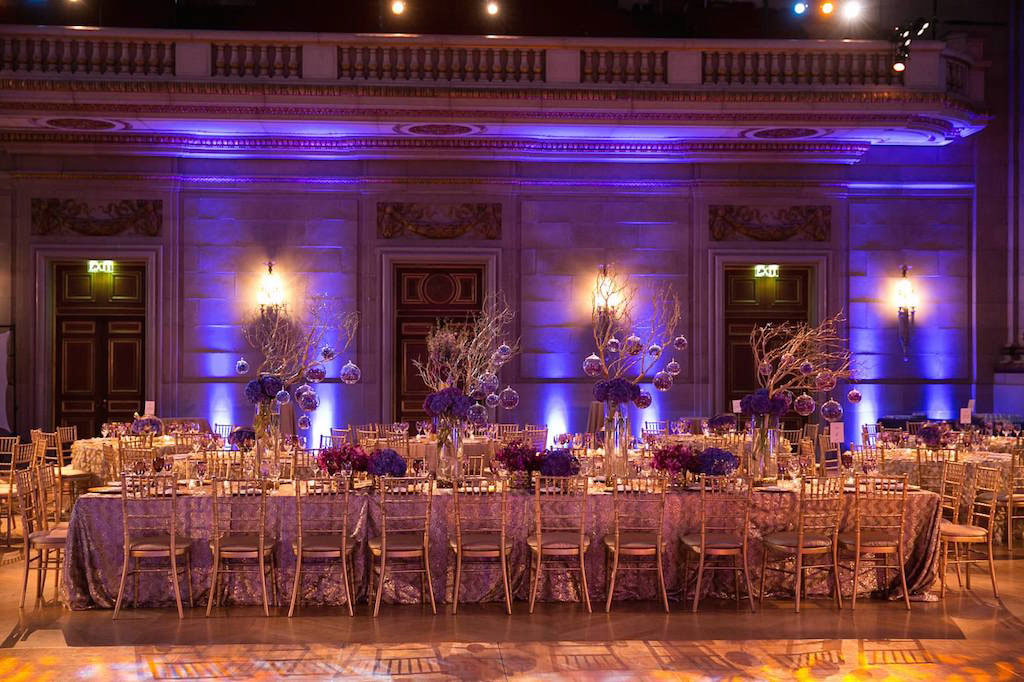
[1,536,1023,680]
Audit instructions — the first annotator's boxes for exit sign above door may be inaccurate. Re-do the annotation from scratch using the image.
[754,264,779,278]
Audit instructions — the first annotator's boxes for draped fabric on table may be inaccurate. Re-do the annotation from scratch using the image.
[71,438,190,482]
[62,486,941,610]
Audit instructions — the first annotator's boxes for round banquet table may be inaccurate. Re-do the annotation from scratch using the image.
[70,437,190,482]
[61,480,942,611]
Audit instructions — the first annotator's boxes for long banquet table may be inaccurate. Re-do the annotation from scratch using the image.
[62,481,942,611]
[71,437,190,482]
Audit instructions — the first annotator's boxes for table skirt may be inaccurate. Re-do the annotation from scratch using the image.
[62,486,941,611]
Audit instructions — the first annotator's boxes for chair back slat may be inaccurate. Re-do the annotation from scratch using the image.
[294,475,352,540]
[797,476,843,538]
[937,461,967,523]
[14,468,42,537]
[211,477,267,538]
[120,473,178,541]
[378,476,433,537]
[610,475,667,537]
[969,466,1001,529]
[696,474,750,539]
[453,475,506,538]
[852,474,908,538]
[533,475,588,538]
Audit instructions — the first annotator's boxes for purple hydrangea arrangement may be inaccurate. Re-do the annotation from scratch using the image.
[918,422,953,449]
[227,426,256,450]
[316,443,368,476]
[244,379,264,405]
[495,439,543,473]
[259,374,283,400]
[130,415,164,435]
[368,448,407,477]
[651,442,696,475]
[707,413,737,435]
[739,388,790,417]
[538,448,581,477]
[593,377,641,405]
[423,386,474,420]
[694,447,740,476]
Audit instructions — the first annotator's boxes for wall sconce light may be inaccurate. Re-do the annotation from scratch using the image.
[256,261,286,310]
[593,264,623,316]
[895,264,916,361]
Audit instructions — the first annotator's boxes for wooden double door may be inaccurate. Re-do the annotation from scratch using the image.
[393,263,485,426]
[723,265,812,411]
[54,262,146,436]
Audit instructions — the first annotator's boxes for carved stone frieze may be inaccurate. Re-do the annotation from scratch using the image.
[377,202,501,240]
[30,198,162,237]
[709,204,831,242]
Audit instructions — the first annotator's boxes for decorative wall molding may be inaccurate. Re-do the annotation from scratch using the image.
[709,204,831,242]
[30,198,162,237]
[377,202,501,240]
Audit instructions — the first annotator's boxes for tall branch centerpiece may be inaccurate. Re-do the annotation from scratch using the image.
[414,293,520,479]
[744,311,854,482]
[583,265,685,476]
[238,292,360,458]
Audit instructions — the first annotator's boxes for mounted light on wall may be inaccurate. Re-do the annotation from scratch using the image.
[895,264,916,361]
[256,261,286,310]
[593,264,624,316]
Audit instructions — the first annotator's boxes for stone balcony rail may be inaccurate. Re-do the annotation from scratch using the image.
[0,25,984,102]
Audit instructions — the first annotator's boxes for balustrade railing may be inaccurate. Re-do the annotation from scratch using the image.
[210,42,301,78]
[0,34,174,76]
[336,45,544,82]
[700,49,902,86]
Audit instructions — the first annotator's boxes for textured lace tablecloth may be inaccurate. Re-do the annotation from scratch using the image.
[62,484,941,611]
[70,438,188,482]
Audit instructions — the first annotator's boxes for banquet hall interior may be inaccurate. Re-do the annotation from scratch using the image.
[0,0,1022,678]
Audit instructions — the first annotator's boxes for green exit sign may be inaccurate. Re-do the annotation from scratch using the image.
[87,260,114,273]
[754,264,779,278]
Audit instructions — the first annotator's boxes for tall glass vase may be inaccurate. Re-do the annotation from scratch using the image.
[253,401,281,475]
[749,415,778,484]
[436,417,461,480]
[605,401,629,477]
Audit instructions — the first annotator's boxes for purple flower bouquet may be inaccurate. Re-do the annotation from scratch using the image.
[918,422,953,449]
[739,388,790,417]
[651,442,696,476]
[694,447,740,476]
[495,440,542,473]
[316,443,368,476]
[131,415,164,435]
[368,448,407,477]
[538,448,581,477]
[593,377,641,405]
[227,426,256,450]
[423,386,474,420]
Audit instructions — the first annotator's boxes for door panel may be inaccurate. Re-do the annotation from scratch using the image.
[393,264,485,427]
[54,262,146,435]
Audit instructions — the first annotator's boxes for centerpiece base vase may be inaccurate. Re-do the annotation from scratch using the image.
[750,416,779,486]
[606,402,629,478]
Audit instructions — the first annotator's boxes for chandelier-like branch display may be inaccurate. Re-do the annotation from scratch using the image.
[749,311,853,400]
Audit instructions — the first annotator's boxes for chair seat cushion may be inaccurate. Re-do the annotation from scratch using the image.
[59,466,90,478]
[838,531,899,549]
[604,531,660,550]
[294,533,352,554]
[450,531,513,552]
[763,531,832,549]
[526,531,590,551]
[129,534,190,552]
[939,522,987,539]
[977,491,1024,503]
[681,532,743,551]
[368,533,426,553]
[29,528,67,545]
[215,533,271,553]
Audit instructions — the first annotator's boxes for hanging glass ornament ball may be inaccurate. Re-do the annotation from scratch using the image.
[634,390,653,409]
[666,358,681,376]
[815,370,837,392]
[297,415,311,430]
[799,361,815,375]
[479,371,500,395]
[653,371,673,392]
[305,363,327,384]
[319,345,337,362]
[498,385,520,410]
[673,335,689,352]
[778,389,795,409]
[340,361,361,385]
[297,389,319,412]
[606,337,621,354]
[294,383,313,399]
[847,388,863,404]
[275,389,291,405]
[794,393,816,417]
[235,357,250,375]
[647,343,662,358]
[469,384,486,401]
[780,353,794,366]
[624,334,644,356]
[583,353,603,377]
[495,343,513,363]
[758,361,773,376]
[820,399,844,423]
[467,403,488,424]
[485,392,500,409]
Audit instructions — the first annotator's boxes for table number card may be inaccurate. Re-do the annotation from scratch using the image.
[829,422,844,444]
[732,400,742,413]
[144,400,156,416]
[960,407,972,425]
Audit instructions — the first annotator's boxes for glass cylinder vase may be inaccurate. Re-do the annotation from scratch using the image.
[605,401,629,478]
[749,415,779,484]
[435,417,461,480]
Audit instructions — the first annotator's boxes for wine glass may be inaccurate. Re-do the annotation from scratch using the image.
[101,423,110,439]
[195,460,207,484]
[152,455,165,474]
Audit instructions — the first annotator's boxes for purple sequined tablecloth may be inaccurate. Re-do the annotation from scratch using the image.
[62,485,941,610]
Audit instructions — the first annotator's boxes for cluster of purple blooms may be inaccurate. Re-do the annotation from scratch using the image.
[244,374,284,405]
[227,426,256,450]
[538,448,581,477]
[367,448,408,477]
[707,413,737,435]
[422,386,474,420]
[651,444,740,477]
[593,377,642,405]
[739,388,791,417]
[495,439,544,473]
[651,443,695,475]
[316,443,368,476]
[130,415,163,435]
[918,422,954,449]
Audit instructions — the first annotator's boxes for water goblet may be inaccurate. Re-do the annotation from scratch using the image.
[101,424,110,439]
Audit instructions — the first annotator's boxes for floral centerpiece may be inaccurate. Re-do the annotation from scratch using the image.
[130,414,163,436]
[227,426,256,451]
[496,440,543,473]
[413,294,520,478]
[707,413,737,436]
[918,422,954,449]
[879,430,903,447]
[316,443,368,476]
[368,448,407,477]
[583,264,685,476]
[240,289,359,458]
[651,443,739,479]
[651,442,696,477]
[693,447,740,476]
[538,448,581,477]
[744,312,854,482]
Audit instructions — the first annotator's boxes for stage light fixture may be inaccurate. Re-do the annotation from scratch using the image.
[820,2,834,15]
[793,2,807,14]
[486,1,500,15]
[840,1,861,19]
[391,0,406,15]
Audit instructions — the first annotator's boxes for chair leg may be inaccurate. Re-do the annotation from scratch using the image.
[288,559,302,618]
[20,545,32,609]
[340,553,353,618]
[38,550,48,601]
[206,555,220,617]
[987,538,999,598]
[692,552,706,613]
[897,546,911,610]
[499,549,513,615]
[758,547,769,607]
[578,550,591,613]
[113,551,130,619]
[423,554,437,615]
[452,551,463,615]
[742,546,755,613]
[965,544,972,590]
[169,553,184,619]
[604,549,618,613]
[656,547,670,614]
[1008,503,1014,551]
[185,552,194,608]
[372,554,386,618]
[258,553,270,617]
[953,542,963,588]
[939,540,947,599]
[53,550,62,602]
[528,550,541,614]
[793,553,804,614]
[832,544,843,610]
[850,551,860,609]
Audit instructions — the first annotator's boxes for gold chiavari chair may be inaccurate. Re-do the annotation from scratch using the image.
[355,427,377,448]
[289,475,357,617]
[682,475,754,613]
[838,475,911,610]
[120,446,155,475]
[331,426,352,443]
[803,424,820,441]
[459,453,487,477]
[35,465,68,533]
[780,430,803,452]
[995,465,1024,550]
[492,424,521,439]
[55,424,90,513]
[14,468,66,607]
[0,436,20,544]
[450,475,512,614]
[290,449,318,479]
[213,424,234,438]
[906,421,925,436]
[208,477,276,616]
[643,421,667,437]
[369,476,436,617]
[818,436,840,476]
[917,448,957,488]
[113,473,193,619]
[383,432,410,458]
[939,466,1000,598]
[30,429,59,468]
[119,433,154,450]
[604,475,670,613]
[849,444,885,472]
[527,475,591,614]
[862,423,879,447]
[760,476,844,613]
[797,439,818,477]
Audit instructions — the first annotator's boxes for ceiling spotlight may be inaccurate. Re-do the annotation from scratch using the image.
[486,1,500,15]
[892,61,906,72]
[793,2,807,14]
[391,0,406,15]
[840,1,862,19]
[820,2,835,15]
